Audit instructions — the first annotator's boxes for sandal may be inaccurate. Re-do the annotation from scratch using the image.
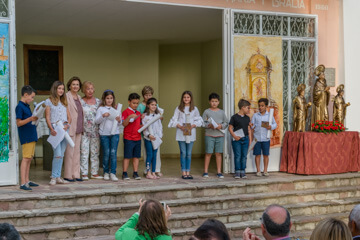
[187,175,193,179]
[181,175,188,179]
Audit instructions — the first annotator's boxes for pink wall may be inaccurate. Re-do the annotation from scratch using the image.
[144,0,343,84]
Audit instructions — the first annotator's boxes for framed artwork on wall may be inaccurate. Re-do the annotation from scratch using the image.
[23,44,63,95]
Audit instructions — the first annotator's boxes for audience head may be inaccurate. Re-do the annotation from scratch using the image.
[0,223,21,240]
[189,218,230,240]
[135,199,169,239]
[349,204,360,237]
[261,204,292,240]
[310,218,352,240]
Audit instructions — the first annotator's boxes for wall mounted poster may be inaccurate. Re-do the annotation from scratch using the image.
[0,23,9,163]
[234,36,283,147]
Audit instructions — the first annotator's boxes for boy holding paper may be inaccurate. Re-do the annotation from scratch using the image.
[251,98,277,177]
[228,99,252,179]
[202,93,228,178]
[16,85,39,190]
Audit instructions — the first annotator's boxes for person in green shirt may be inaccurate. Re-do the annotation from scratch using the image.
[115,199,172,240]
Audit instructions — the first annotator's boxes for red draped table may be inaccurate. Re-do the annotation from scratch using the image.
[280,131,360,175]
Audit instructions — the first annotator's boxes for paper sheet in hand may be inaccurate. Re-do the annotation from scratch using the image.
[47,124,66,149]
[267,108,274,139]
[208,117,225,134]
[32,101,46,126]
[247,138,257,155]
[108,108,118,121]
[148,126,162,150]
[158,107,164,115]
[233,128,245,141]
[138,114,162,133]
[110,103,122,135]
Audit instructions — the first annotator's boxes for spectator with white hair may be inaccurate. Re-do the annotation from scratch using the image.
[349,204,360,240]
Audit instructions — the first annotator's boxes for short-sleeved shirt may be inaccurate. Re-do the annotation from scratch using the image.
[122,107,141,141]
[45,98,67,124]
[15,101,38,144]
[229,114,250,136]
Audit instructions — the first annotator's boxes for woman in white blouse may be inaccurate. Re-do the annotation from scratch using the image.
[168,91,203,179]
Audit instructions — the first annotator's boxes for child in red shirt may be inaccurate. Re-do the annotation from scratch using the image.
[122,93,142,180]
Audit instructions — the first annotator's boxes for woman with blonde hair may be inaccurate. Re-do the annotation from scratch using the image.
[310,218,352,240]
[115,199,172,240]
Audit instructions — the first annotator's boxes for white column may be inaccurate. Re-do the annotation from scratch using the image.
[343,0,360,131]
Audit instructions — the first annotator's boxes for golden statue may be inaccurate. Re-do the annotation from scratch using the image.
[311,65,330,129]
[293,84,312,132]
[333,84,350,124]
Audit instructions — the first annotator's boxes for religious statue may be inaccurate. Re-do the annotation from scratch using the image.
[311,64,330,129]
[333,84,350,124]
[293,84,312,132]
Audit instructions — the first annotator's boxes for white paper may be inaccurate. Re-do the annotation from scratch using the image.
[247,138,257,155]
[108,108,118,121]
[208,117,226,134]
[185,114,191,144]
[267,108,274,139]
[138,114,162,133]
[111,103,122,135]
[233,128,245,141]
[148,125,162,150]
[158,107,164,115]
[58,121,75,148]
[47,123,66,149]
[32,101,46,126]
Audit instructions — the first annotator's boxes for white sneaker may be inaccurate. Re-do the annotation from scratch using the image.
[104,173,110,181]
[82,175,89,181]
[49,178,56,185]
[56,178,69,184]
[110,173,118,182]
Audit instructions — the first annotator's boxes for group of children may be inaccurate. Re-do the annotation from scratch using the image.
[16,82,277,190]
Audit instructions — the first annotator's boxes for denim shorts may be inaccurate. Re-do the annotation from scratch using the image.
[124,139,141,159]
[205,136,224,154]
[253,141,270,156]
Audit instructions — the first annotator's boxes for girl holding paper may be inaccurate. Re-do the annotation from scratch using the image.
[45,81,71,185]
[168,91,203,180]
[80,81,102,180]
[143,98,163,179]
[95,90,121,181]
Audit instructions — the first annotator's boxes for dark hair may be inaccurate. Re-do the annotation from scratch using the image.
[0,223,21,240]
[135,199,170,238]
[262,205,291,237]
[100,89,116,108]
[128,93,140,101]
[208,92,220,101]
[258,98,269,106]
[179,90,194,113]
[21,85,36,96]
[238,99,250,109]
[192,219,230,240]
[66,76,82,92]
[145,98,160,115]
[49,81,67,107]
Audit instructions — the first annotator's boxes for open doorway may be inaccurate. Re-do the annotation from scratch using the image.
[15,0,224,176]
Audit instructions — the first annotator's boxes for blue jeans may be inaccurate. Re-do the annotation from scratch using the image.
[100,135,120,174]
[232,136,249,173]
[144,139,158,173]
[51,138,67,178]
[178,141,194,172]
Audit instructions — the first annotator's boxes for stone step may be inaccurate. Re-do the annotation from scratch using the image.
[18,212,348,240]
[2,187,359,227]
[2,173,360,211]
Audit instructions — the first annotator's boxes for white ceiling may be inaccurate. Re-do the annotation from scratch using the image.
[15,0,223,43]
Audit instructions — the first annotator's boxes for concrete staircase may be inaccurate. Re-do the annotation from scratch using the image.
[0,172,359,240]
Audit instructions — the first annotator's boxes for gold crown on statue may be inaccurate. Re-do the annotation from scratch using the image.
[315,64,325,76]
[297,83,306,94]
[336,84,344,93]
